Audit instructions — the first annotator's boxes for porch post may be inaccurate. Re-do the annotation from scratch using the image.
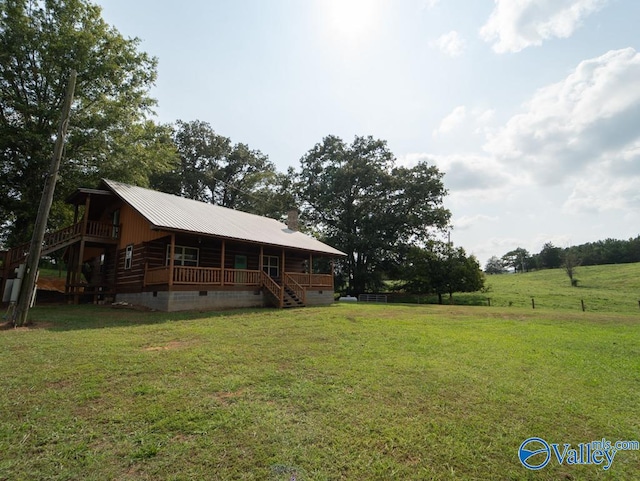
[309,253,313,286]
[81,194,90,235]
[169,233,175,287]
[280,248,286,308]
[259,246,264,272]
[74,239,86,304]
[282,248,286,277]
[220,240,225,286]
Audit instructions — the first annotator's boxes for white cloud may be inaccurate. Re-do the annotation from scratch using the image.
[480,0,608,53]
[563,165,640,214]
[401,153,519,204]
[433,106,495,138]
[454,214,499,231]
[484,48,640,186]
[433,105,466,136]
[432,30,466,57]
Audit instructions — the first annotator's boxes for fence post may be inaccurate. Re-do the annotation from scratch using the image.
[487,297,491,307]
[581,299,585,312]
[531,298,535,309]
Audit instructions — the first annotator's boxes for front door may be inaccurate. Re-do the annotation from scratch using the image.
[234,255,247,284]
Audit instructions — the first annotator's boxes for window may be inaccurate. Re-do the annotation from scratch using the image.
[166,245,199,267]
[262,255,279,278]
[124,244,133,270]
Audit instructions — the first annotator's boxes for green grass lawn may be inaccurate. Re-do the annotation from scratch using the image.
[1,302,638,480]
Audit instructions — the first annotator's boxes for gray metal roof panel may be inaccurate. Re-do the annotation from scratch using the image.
[103,179,345,256]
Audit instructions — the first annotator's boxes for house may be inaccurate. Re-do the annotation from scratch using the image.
[1,179,345,311]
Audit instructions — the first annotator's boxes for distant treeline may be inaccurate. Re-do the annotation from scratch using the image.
[487,236,640,273]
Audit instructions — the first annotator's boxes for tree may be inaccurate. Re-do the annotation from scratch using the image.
[502,248,532,273]
[297,135,450,294]
[537,242,563,269]
[0,0,175,246]
[151,120,292,218]
[404,242,484,304]
[563,247,581,287]
[484,255,505,274]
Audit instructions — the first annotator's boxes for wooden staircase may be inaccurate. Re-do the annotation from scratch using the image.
[4,221,118,270]
[260,271,306,308]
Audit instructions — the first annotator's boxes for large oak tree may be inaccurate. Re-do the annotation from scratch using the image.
[0,0,176,246]
[151,120,295,219]
[297,135,450,294]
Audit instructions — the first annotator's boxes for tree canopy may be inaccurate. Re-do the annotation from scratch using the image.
[297,135,450,294]
[0,0,176,246]
[150,120,294,219]
[404,242,484,304]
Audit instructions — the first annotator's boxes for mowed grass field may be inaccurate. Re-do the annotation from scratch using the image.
[1,266,639,480]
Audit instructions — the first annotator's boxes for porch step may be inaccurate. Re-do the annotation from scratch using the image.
[283,286,305,308]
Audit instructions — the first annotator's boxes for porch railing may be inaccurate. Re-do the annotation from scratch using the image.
[284,274,306,305]
[144,265,333,292]
[6,220,119,267]
[144,266,263,286]
[174,266,222,284]
[283,272,334,287]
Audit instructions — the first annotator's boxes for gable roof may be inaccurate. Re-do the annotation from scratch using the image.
[101,179,346,257]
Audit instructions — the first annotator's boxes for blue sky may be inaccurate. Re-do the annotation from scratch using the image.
[97,0,640,265]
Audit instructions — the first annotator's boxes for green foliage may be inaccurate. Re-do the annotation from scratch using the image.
[0,303,638,479]
[297,135,450,294]
[501,247,533,273]
[537,241,563,269]
[0,0,175,246]
[151,120,294,219]
[495,237,640,273]
[484,255,506,274]
[403,242,484,303]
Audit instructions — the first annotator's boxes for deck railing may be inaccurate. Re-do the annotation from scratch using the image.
[144,265,333,292]
[5,220,119,267]
[282,272,334,287]
[174,266,222,284]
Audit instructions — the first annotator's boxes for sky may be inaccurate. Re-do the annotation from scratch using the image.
[96,0,640,266]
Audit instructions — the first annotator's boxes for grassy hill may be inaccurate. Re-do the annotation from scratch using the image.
[483,262,640,313]
[388,262,640,314]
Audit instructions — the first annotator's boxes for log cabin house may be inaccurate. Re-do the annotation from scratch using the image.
[1,179,345,311]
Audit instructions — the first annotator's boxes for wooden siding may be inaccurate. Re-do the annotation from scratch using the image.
[116,243,146,290]
[118,203,166,248]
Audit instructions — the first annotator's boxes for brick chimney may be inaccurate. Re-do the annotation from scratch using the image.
[286,209,299,231]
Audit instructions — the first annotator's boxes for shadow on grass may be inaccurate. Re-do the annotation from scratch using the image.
[6,303,276,332]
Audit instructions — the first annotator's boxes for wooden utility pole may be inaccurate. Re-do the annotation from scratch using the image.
[13,70,77,327]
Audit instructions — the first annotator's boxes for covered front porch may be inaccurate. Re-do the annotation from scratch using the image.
[139,233,336,308]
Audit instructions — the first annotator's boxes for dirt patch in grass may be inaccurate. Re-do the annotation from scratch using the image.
[212,388,247,405]
[142,340,195,351]
[1,320,55,331]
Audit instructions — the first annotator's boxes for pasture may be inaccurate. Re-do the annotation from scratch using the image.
[1,266,639,479]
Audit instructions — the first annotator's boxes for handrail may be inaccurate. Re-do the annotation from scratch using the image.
[261,271,283,307]
[6,220,119,267]
[284,274,306,305]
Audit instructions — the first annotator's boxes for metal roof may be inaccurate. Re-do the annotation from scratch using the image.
[102,179,346,257]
